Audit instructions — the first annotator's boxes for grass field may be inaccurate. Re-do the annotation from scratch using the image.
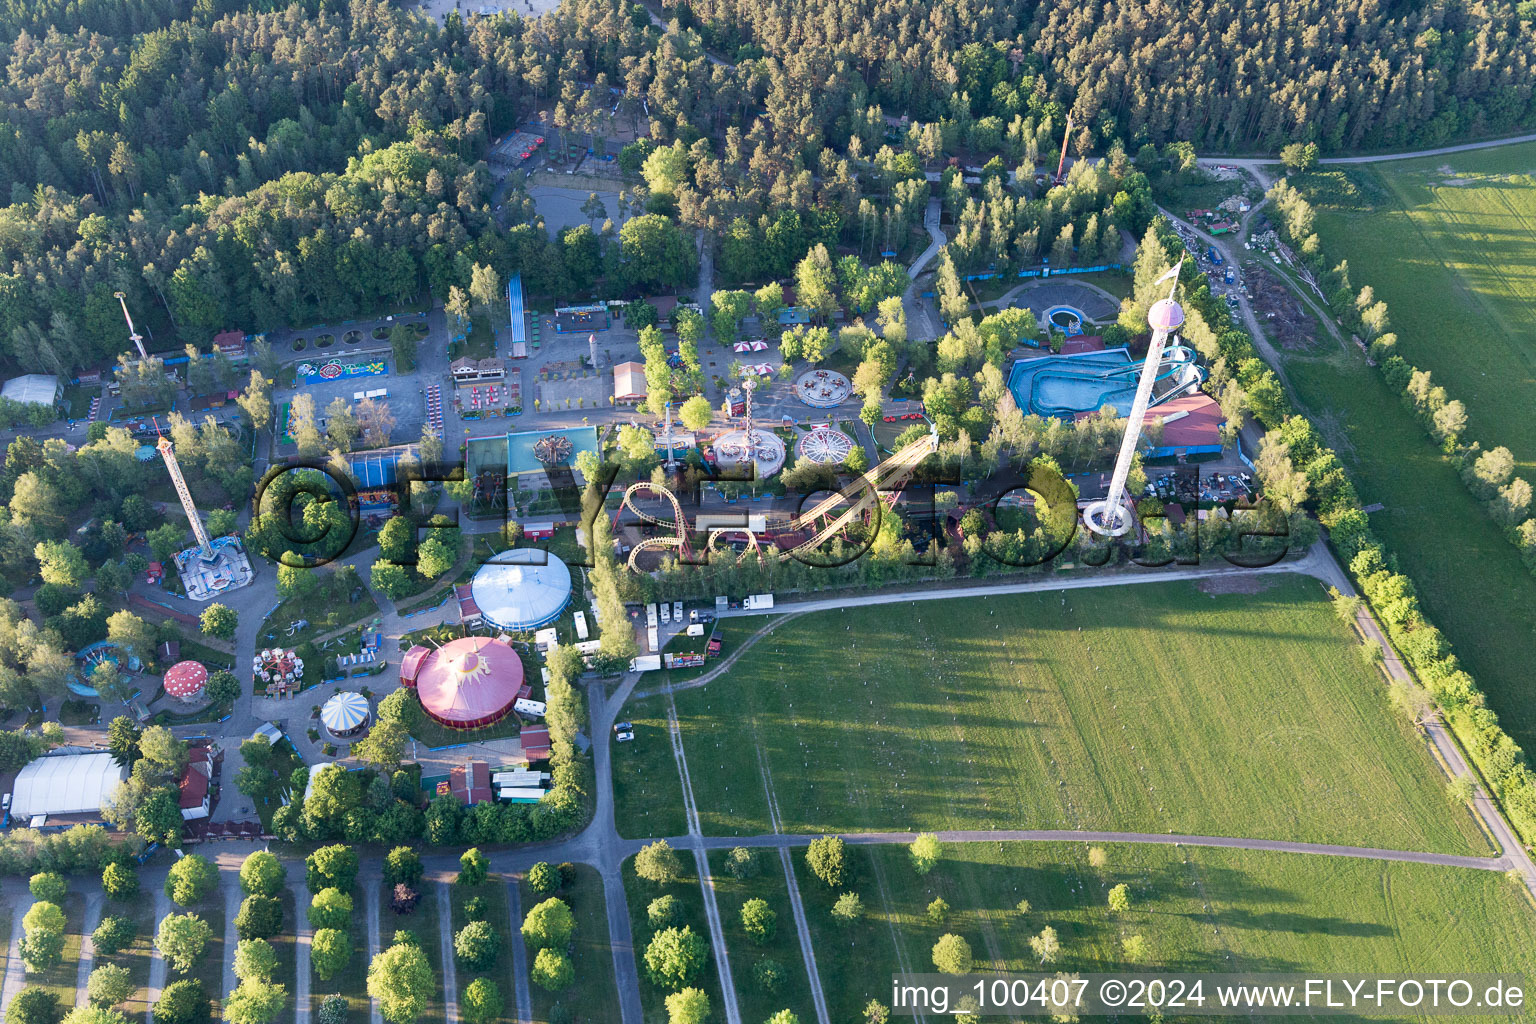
[29,892,84,1007]
[620,853,728,1023]
[1292,156,1536,756]
[311,887,369,1024]
[448,876,511,1022]
[519,865,621,1024]
[378,880,446,1024]
[1297,151,1536,471]
[705,849,816,1024]
[614,577,1488,854]
[795,841,1536,1023]
[611,694,688,840]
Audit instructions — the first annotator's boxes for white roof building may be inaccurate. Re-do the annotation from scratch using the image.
[468,549,573,631]
[1,374,61,407]
[11,751,125,819]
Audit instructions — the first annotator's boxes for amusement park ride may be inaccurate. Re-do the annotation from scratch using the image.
[618,427,939,570]
[116,291,255,600]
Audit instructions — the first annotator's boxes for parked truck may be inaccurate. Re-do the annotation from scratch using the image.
[743,593,775,610]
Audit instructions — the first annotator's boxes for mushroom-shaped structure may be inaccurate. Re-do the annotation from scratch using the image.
[468,549,573,631]
[163,660,208,701]
[401,635,525,730]
[320,691,371,736]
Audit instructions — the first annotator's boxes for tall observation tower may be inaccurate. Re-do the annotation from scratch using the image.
[149,424,254,601]
[114,292,148,359]
[1083,262,1184,537]
[155,426,214,559]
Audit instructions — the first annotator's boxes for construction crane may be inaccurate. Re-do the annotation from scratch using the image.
[114,291,148,359]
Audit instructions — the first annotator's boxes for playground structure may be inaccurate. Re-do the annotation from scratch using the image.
[154,421,254,601]
[473,468,507,509]
[620,428,938,569]
[795,425,856,464]
[795,369,852,408]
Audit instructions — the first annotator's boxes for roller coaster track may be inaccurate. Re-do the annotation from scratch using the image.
[622,481,692,570]
[782,431,937,559]
[620,432,939,568]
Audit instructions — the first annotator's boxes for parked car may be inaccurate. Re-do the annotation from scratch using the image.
[615,731,635,743]
[613,721,633,735]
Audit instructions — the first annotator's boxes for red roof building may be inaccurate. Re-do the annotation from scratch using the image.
[449,761,493,805]
[520,725,551,762]
[1059,335,1106,356]
[179,747,213,820]
[1148,393,1225,456]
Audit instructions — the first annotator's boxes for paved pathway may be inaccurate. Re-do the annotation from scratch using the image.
[625,829,1511,872]
[902,198,945,340]
[292,882,313,1024]
[504,879,533,1024]
[435,879,460,1024]
[755,745,830,1024]
[0,891,29,1012]
[74,891,105,1006]
[145,887,171,1024]
[221,877,241,1002]
[363,873,384,1024]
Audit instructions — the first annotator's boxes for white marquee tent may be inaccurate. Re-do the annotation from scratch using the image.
[10,752,126,819]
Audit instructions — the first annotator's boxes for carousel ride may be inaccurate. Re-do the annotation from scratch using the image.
[795,425,857,464]
[253,646,305,696]
[794,369,852,408]
[532,433,574,466]
[712,378,786,478]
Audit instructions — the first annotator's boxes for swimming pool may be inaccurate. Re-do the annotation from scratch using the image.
[504,426,600,475]
[1007,346,1203,419]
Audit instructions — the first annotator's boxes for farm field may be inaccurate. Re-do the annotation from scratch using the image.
[1273,334,1536,757]
[794,841,1536,1023]
[619,577,1489,854]
[1290,155,1536,756]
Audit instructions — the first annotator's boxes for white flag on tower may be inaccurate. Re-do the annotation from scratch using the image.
[1155,264,1181,285]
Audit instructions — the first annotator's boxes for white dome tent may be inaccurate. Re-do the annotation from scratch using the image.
[468,548,573,631]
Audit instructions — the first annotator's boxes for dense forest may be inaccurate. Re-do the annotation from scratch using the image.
[668,0,1536,152]
[2,0,1533,378]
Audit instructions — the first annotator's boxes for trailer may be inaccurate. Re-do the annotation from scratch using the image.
[628,654,662,672]
[1208,247,1224,266]
[645,603,658,629]
[497,787,546,803]
[493,771,548,786]
[686,623,705,637]
[514,698,546,717]
[573,611,589,640]
[647,626,660,652]
[743,593,775,610]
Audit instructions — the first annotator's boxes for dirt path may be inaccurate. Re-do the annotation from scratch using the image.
[74,891,105,1006]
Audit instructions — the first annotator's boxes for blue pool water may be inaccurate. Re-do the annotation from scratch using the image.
[1008,347,1203,419]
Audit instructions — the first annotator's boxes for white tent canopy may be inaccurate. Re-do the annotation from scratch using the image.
[321,691,370,733]
[11,752,125,818]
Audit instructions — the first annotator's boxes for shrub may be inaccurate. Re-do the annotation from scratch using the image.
[805,836,845,887]
[647,894,683,929]
[521,898,575,950]
[741,898,776,944]
[308,888,354,930]
[527,861,559,894]
[315,996,348,1024]
[634,840,683,885]
[383,846,423,887]
[5,987,61,1024]
[753,958,786,993]
[239,851,286,897]
[460,979,503,1024]
[100,863,138,901]
[531,947,574,991]
[643,926,708,989]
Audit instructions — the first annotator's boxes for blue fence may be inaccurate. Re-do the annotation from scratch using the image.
[964,262,1122,283]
